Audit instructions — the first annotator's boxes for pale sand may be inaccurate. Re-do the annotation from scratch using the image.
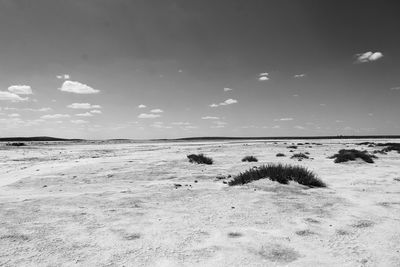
[0,140,399,266]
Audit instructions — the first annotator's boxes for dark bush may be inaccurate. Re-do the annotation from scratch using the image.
[276,153,286,157]
[187,154,213,165]
[329,149,377,163]
[291,153,309,160]
[375,143,400,153]
[287,145,298,149]
[242,156,258,162]
[228,164,325,188]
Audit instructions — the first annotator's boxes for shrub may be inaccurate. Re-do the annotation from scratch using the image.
[287,145,297,149]
[187,154,213,165]
[291,153,309,160]
[242,156,258,162]
[276,153,285,157]
[228,164,325,188]
[329,149,377,163]
[375,143,400,153]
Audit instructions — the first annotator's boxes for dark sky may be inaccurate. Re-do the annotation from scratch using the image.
[0,0,399,138]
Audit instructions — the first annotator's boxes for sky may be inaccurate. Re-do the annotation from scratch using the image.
[0,0,399,139]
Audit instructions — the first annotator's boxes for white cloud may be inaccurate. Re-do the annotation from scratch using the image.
[171,122,191,126]
[209,98,238,107]
[224,87,233,92]
[76,112,93,117]
[67,103,101,109]
[202,116,219,120]
[90,110,102,114]
[355,51,383,63]
[138,104,146,108]
[150,109,163,113]
[294,125,305,130]
[390,86,400,90]
[223,99,237,105]
[258,72,270,81]
[138,113,161,119]
[71,119,88,124]
[59,81,99,94]
[294,74,306,78]
[0,91,28,102]
[275,118,293,121]
[8,85,33,95]
[57,74,70,79]
[2,107,51,112]
[8,113,20,117]
[41,114,70,119]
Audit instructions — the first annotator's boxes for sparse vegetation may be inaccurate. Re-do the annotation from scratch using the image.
[291,153,309,160]
[6,142,26,147]
[242,156,258,162]
[287,145,297,149]
[276,153,286,157]
[376,143,400,153]
[187,154,213,165]
[329,149,377,163]
[228,163,326,188]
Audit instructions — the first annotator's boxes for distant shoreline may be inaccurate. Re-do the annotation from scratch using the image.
[1,135,400,142]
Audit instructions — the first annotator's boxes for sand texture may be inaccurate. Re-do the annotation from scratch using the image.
[0,140,399,266]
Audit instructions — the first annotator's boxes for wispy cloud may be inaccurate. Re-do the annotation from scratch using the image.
[390,86,400,90]
[71,119,88,124]
[67,103,101,109]
[138,113,161,119]
[8,85,33,95]
[41,114,70,119]
[355,51,383,63]
[171,122,191,126]
[0,91,28,102]
[3,107,51,112]
[202,116,219,120]
[8,113,20,118]
[59,81,99,94]
[210,98,238,107]
[294,125,305,130]
[150,109,163,113]
[138,104,146,108]
[90,110,102,114]
[56,74,70,79]
[275,118,293,121]
[258,72,270,81]
[294,74,306,78]
[224,87,233,92]
[76,112,93,117]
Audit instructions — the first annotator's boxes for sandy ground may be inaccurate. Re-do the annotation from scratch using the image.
[0,139,399,266]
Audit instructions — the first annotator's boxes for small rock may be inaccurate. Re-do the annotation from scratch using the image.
[194,180,198,183]
[42,185,47,188]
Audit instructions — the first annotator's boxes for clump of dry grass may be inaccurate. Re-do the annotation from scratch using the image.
[228,163,325,188]
[291,153,309,160]
[242,156,258,162]
[187,154,213,165]
[329,149,376,163]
